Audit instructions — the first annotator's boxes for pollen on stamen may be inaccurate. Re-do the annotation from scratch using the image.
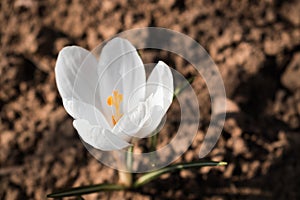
[113,90,118,97]
[107,96,113,106]
[118,93,123,102]
[107,90,123,125]
[112,116,117,125]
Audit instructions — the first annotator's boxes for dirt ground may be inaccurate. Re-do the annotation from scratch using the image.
[1,0,300,199]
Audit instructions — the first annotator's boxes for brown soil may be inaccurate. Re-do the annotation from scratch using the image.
[1,0,300,199]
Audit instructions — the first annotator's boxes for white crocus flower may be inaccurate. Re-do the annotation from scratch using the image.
[55,38,173,151]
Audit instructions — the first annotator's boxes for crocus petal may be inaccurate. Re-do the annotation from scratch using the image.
[63,98,110,129]
[134,105,165,138]
[97,38,146,126]
[73,119,131,151]
[55,46,101,108]
[133,61,173,138]
[146,61,173,114]
[112,101,150,140]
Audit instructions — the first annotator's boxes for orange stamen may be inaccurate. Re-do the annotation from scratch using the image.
[107,90,123,126]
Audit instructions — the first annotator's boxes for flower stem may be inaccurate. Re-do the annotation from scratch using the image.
[118,146,133,187]
[118,171,132,187]
[149,132,158,152]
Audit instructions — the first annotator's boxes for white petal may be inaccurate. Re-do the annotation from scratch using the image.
[97,38,146,125]
[146,61,174,112]
[63,98,110,129]
[134,105,165,138]
[55,46,100,106]
[73,119,131,151]
[130,61,174,138]
[112,101,150,140]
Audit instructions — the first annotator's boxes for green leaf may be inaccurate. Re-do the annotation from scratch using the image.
[47,161,227,198]
[47,184,126,198]
[133,161,227,188]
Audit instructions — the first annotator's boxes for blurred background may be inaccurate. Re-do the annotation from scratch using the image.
[0,0,299,199]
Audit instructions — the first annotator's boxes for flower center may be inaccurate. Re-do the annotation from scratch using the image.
[107,90,123,125]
